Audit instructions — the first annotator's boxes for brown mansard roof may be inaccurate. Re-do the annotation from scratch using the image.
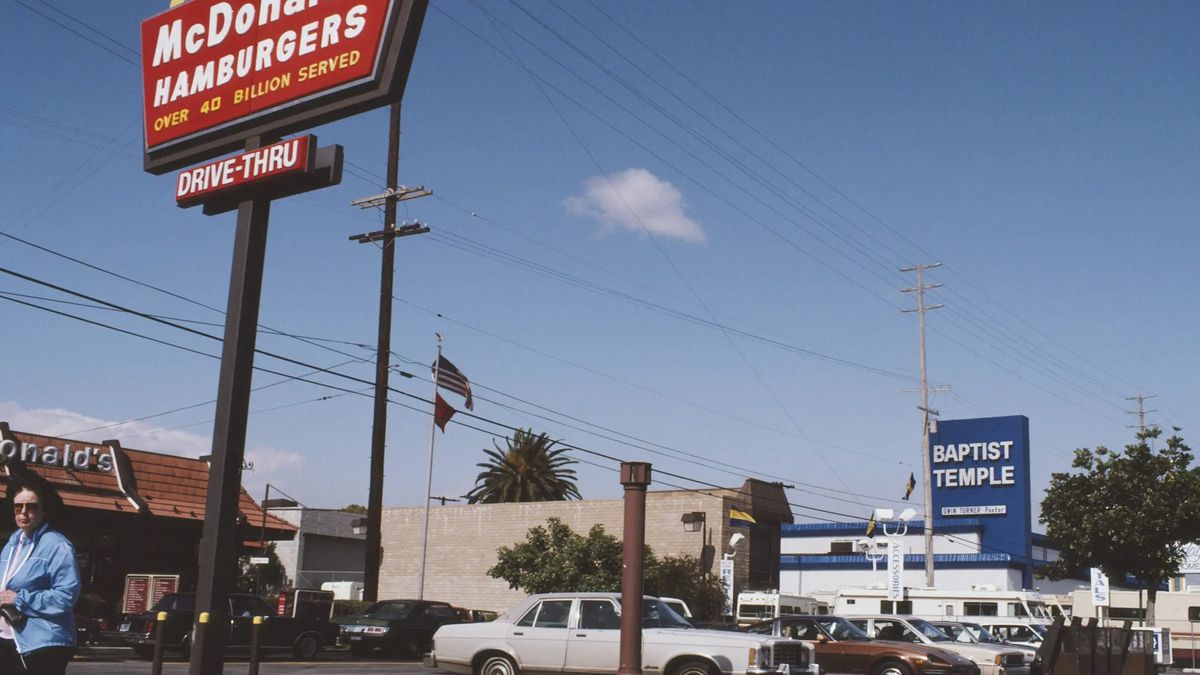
[2,427,295,539]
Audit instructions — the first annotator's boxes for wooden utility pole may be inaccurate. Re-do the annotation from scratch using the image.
[351,102,429,602]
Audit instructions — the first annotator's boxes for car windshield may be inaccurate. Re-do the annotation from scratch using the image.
[963,623,1005,644]
[909,619,954,642]
[363,601,414,619]
[937,623,972,642]
[815,617,871,641]
[643,599,692,628]
[151,594,194,612]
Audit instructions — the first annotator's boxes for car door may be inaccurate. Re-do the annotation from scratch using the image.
[508,599,572,672]
[228,595,265,648]
[565,599,620,673]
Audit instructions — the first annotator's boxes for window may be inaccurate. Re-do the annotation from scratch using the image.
[533,600,573,628]
[516,606,538,627]
[746,623,773,635]
[1108,607,1146,620]
[783,620,821,641]
[579,600,620,630]
[881,600,913,614]
[964,602,999,616]
[1189,607,1200,622]
[1010,602,1029,617]
[874,620,918,643]
[230,596,261,617]
[427,606,458,621]
[830,541,855,554]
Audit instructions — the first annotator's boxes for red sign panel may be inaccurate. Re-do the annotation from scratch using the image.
[141,0,427,173]
[123,575,151,615]
[151,575,180,609]
[176,135,313,206]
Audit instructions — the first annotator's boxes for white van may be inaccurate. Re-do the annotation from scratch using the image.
[735,590,825,628]
[832,586,1054,624]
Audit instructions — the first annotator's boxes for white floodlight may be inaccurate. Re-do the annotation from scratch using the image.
[873,508,895,521]
[898,507,918,522]
[728,533,746,550]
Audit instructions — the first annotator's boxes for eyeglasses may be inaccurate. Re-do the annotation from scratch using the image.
[13,502,40,513]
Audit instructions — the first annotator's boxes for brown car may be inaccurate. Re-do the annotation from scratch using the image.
[744,615,980,675]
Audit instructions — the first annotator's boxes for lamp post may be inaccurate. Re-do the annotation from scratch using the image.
[857,538,885,586]
[681,511,707,576]
[874,508,917,602]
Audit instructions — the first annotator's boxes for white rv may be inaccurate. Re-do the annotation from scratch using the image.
[735,590,826,628]
[831,586,1054,624]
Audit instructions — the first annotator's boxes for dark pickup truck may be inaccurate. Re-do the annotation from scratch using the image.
[107,592,336,660]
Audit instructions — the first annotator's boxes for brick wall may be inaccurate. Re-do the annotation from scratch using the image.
[377,489,752,612]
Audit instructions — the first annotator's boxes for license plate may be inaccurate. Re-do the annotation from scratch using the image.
[119,622,131,632]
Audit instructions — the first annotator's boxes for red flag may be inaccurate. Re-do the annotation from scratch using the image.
[434,393,456,432]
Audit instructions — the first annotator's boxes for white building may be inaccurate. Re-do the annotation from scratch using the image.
[778,519,1082,596]
[268,506,366,590]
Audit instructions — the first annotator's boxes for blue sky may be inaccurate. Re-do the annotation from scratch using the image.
[1,1,1197,529]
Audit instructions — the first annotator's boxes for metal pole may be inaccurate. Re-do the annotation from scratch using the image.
[191,134,275,675]
[363,101,402,603]
[618,462,651,675]
[902,262,942,589]
[258,483,269,596]
[248,616,262,675]
[151,611,167,675]
[416,336,442,601]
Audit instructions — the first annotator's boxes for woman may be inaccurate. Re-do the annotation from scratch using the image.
[0,471,80,675]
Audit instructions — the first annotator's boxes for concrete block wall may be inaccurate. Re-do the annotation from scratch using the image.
[377,489,751,612]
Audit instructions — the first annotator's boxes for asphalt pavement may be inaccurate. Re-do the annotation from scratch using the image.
[69,647,439,674]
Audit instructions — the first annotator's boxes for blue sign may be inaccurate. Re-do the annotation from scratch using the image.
[929,415,1032,585]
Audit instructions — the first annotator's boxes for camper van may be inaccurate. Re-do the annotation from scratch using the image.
[831,586,1054,624]
[1069,587,1200,667]
[735,591,826,628]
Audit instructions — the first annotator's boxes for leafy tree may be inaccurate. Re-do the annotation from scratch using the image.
[236,543,287,598]
[645,554,728,622]
[489,518,647,593]
[467,428,581,503]
[489,519,724,621]
[342,504,368,515]
[1039,427,1200,624]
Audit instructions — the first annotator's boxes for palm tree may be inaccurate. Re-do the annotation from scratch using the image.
[467,428,581,503]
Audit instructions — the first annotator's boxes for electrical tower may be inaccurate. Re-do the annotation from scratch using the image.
[902,262,943,588]
[1125,394,1157,433]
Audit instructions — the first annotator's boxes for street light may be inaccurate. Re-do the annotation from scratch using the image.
[874,507,917,537]
[681,511,706,532]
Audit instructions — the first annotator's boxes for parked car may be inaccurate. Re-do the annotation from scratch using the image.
[842,615,1028,675]
[971,621,1045,650]
[660,596,694,619]
[106,592,335,660]
[745,614,981,675]
[426,592,818,675]
[930,620,1037,666]
[336,598,463,657]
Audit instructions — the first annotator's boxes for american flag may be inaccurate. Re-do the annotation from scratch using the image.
[433,355,473,410]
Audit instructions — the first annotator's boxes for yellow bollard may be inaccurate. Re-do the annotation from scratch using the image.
[150,611,168,675]
[249,615,263,675]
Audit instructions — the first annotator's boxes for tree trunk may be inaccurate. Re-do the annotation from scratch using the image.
[1146,584,1157,626]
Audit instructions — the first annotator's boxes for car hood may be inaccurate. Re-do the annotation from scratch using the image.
[871,641,976,665]
[335,616,394,627]
[924,640,1021,662]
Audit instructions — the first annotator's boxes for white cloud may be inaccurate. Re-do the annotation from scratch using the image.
[563,168,706,243]
[0,401,300,495]
[0,400,209,457]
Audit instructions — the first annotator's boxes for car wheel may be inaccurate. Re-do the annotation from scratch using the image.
[872,660,912,675]
[671,659,718,675]
[293,633,321,660]
[478,653,520,675]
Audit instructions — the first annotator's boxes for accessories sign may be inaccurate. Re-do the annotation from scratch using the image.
[141,0,427,173]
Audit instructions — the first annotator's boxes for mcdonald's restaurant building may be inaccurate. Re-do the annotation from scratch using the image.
[376,479,795,613]
[0,423,296,626]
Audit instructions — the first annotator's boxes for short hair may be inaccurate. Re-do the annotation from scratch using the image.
[7,470,65,525]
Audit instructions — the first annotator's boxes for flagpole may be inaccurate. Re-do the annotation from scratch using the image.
[416,333,442,601]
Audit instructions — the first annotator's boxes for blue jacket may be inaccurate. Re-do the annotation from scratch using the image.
[0,523,79,653]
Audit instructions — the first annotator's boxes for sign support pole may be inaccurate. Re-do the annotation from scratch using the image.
[190,135,275,675]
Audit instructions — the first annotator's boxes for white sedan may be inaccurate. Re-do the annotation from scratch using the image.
[427,592,816,675]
